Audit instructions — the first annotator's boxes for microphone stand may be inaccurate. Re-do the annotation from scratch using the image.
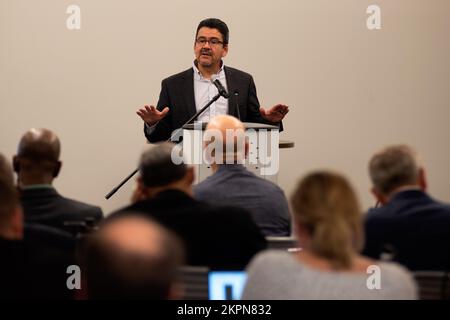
[105,92,224,199]
[234,91,241,121]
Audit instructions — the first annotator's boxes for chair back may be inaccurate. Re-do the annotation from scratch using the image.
[266,236,301,252]
[414,271,450,300]
[178,266,210,300]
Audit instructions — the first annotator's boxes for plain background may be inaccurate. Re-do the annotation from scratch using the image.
[1,0,449,214]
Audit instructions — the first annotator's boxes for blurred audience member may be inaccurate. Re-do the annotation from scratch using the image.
[110,142,266,270]
[194,115,291,236]
[80,214,184,299]
[363,145,450,271]
[242,171,417,299]
[14,128,103,235]
[1,153,74,299]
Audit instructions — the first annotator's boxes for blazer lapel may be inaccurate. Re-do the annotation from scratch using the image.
[182,68,197,117]
[224,66,238,118]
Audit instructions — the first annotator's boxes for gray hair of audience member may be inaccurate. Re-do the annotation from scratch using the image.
[80,213,184,299]
[291,171,364,270]
[369,145,422,196]
[0,153,20,231]
[139,142,187,187]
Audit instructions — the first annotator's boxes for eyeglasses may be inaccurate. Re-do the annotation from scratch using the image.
[195,37,224,47]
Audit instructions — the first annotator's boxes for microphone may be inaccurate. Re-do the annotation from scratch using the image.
[213,79,229,99]
[234,91,241,121]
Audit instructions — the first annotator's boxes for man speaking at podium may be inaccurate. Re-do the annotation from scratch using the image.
[137,18,289,143]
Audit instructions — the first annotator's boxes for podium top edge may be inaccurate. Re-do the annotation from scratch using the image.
[182,122,278,130]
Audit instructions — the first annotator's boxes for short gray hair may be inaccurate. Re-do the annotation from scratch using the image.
[139,142,187,187]
[369,145,421,195]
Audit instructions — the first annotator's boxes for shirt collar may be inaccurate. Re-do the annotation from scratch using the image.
[192,60,225,81]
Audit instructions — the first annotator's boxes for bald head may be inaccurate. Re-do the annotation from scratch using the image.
[98,215,168,257]
[205,115,247,165]
[82,214,184,299]
[18,128,60,160]
[206,114,245,133]
[14,128,62,185]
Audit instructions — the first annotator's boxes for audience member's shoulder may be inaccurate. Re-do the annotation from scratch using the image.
[378,261,418,299]
[209,204,258,222]
[432,197,450,212]
[193,180,211,196]
[365,205,390,221]
[25,223,74,242]
[247,250,293,271]
[107,200,154,221]
[60,195,103,216]
[211,204,252,217]
[378,261,414,277]
[24,223,76,265]
[211,205,265,231]
[249,172,282,188]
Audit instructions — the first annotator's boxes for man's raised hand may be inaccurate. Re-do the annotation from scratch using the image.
[260,104,289,123]
[136,105,170,126]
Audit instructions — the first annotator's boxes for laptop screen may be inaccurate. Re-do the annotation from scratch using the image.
[208,271,247,300]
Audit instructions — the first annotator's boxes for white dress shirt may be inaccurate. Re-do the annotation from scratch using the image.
[193,62,229,122]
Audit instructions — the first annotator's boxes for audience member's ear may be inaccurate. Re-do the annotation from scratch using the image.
[12,156,20,173]
[418,167,427,192]
[371,187,387,206]
[131,177,147,203]
[203,140,214,165]
[53,161,62,177]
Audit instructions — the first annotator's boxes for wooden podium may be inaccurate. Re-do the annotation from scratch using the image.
[182,122,281,184]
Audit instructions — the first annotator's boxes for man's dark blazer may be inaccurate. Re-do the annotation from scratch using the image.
[110,189,267,270]
[145,66,281,142]
[20,187,103,235]
[194,164,291,237]
[362,189,450,271]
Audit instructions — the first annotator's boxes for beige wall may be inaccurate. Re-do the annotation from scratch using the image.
[1,0,449,214]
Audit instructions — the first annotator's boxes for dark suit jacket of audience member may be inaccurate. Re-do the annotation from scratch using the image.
[20,187,103,235]
[110,189,267,270]
[363,190,450,271]
[0,223,76,299]
[194,165,291,237]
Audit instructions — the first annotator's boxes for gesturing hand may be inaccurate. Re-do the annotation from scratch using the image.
[136,105,170,126]
[260,104,289,123]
